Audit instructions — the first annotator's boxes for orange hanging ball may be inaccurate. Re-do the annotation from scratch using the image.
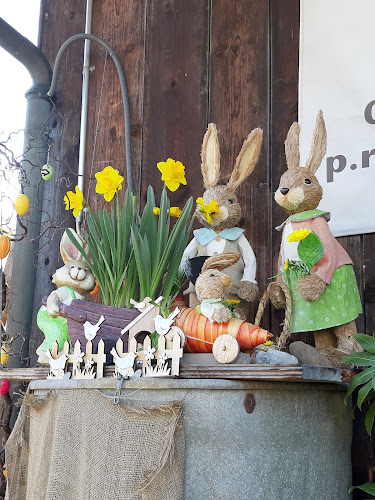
[0,235,10,259]
[14,194,30,216]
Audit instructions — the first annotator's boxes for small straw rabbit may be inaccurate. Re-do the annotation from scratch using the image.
[37,229,96,352]
[195,252,241,323]
[181,123,263,319]
[271,110,362,365]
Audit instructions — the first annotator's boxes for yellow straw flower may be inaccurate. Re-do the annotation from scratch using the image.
[95,166,124,202]
[64,186,84,218]
[196,197,219,224]
[157,158,187,192]
[283,259,289,271]
[287,228,311,243]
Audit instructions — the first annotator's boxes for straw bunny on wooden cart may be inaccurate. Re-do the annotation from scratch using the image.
[181,123,263,320]
[270,110,362,365]
[37,229,96,353]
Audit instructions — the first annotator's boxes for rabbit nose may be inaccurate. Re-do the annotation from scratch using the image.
[220,275,231,287]
[280,187,289,195]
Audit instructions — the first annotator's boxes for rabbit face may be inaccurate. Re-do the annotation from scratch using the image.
[195,269,232,301]
[276,111,327,215]
[52,259,96,294]
[196,185,241,230]
[275,168,322,214]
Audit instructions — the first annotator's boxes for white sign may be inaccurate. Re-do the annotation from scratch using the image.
[299,0,375,236]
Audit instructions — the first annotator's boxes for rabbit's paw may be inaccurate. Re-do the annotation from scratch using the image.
[46,292,61,318]
[269,283,286,309]
[212,308,232,324]
[297,274,326,301]
[237,281,259,302]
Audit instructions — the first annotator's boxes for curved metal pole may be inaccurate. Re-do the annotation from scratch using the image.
[47,33,134,193]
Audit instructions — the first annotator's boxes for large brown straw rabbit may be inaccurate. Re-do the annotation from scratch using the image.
[271,110,362,365]
[181,123,263,319]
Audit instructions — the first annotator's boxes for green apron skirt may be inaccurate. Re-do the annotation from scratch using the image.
[284,264,362,333]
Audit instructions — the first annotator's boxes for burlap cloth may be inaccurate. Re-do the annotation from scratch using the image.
[5,389,184,500]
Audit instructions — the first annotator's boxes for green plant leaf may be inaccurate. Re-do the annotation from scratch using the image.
[365,400,375,436]
[345,366,375,404]
[348,482,375,495]
[341,351,375,367]
[297,231,324,270]
[352,333,375,355]
[358,380,375,409]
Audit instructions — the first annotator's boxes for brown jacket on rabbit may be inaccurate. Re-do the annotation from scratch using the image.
[272,110,362,365]
[37,229,96,353]
[181,123,263,319]
[195,252,241,324]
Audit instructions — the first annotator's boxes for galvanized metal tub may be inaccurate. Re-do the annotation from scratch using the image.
[30,377,352,500]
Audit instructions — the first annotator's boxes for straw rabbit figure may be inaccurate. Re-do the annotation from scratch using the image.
[37,229,96,352]
[195,252,241,323]
[181,123,263,320]
[271,110,362,365]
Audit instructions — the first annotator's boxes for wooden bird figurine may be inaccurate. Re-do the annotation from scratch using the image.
[84,315,105,341]
[110,349,137,377]
[45,349,68,377]
[154,308,180,336]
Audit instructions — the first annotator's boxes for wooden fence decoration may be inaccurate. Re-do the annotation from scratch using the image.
[113,331,183,377]
[48,339,107,379]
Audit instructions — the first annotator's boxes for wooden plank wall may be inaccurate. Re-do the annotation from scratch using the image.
[33,0,375,347]
[33,4,374,493]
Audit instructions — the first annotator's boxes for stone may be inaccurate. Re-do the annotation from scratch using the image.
[255,350,299,365]
[289,341,333,367]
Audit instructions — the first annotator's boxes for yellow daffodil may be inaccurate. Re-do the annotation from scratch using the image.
[153,206,181,217]
[287,228,312,243]
[157,158,187,192]
[283,259,289,271]
[64,186,84,218]
[169,207,181,217]
[196,197,219,224]
[225,299,240,304]
[95,166,124,202]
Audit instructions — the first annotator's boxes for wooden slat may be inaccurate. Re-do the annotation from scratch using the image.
[209,0,270,325]
[364,233,375,334]
[29,0,86,365]
[269,0,300,339]
[85,0,147,201]
[141,0,210,208]
[0,367,49,381]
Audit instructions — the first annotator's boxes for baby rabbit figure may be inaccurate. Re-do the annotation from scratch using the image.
[195,253,241,324]
[271,110,362,365]
[37,229,96,352]
[181,123,263,319]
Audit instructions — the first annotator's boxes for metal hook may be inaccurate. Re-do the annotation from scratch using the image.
[113,376,125,405]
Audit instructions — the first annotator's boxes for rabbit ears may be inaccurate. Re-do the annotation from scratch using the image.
[285,110,327,174]
[60,228,88,263]
[201,124,263,190]
[201,252,240,273]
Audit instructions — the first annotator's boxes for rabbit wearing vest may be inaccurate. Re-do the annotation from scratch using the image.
[181,123,263,320]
